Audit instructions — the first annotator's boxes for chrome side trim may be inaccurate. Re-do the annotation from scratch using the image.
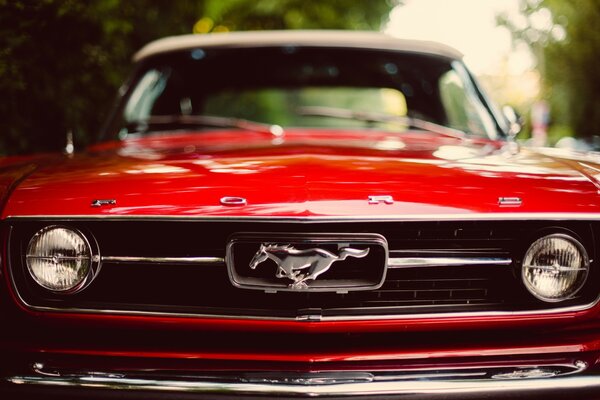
[101,256,224,265]
[7,212,600,222]
[388,257,512,268]
[6,362,599,398]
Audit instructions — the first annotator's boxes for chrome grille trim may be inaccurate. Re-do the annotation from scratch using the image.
[101,256,224,265]
[388,257,512,268]
[100,255,511,268]
[12,300,600,321]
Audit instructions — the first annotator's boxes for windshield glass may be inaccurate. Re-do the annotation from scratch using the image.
[108,46,502,139]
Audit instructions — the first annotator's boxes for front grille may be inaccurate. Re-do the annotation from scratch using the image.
[8,219,599,319]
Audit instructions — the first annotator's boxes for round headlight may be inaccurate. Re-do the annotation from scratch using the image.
[522,234,589,302]
[26,226,99,293]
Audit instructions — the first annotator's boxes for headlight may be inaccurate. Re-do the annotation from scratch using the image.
[522,234,589,302]
[26,226,100,293]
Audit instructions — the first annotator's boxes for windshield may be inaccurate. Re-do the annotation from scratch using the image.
[106,46,503,139]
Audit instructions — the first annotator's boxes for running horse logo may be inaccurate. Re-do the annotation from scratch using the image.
[249,244,370,289]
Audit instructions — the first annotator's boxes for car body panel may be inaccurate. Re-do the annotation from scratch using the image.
[2,129,599,219]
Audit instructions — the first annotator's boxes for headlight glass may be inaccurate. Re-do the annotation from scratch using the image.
[522,234,589,302]
[26,226,95,293]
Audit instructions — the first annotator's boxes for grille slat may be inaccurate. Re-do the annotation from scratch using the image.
[354,299,492,305]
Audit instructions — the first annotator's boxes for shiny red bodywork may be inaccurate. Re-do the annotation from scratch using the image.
[3,129,600,219]
[2,127,600,377]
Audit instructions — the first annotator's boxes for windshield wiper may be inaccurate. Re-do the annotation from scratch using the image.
[296,106,466,140]
[125,115,284,137]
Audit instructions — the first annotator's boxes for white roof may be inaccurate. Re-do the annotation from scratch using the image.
[134,30,463,62]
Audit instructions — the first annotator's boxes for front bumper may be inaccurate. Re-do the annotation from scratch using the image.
[4,360,600,399]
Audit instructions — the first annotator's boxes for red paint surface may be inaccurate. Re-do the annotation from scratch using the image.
[23,342,594,363]
[2,129,599,218]
[3,129,600,368]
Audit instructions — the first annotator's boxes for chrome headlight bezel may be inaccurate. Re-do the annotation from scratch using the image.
[521,233,590,303]
[26,225,101,294]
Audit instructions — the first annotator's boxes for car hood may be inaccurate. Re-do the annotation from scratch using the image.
[3,129,600,219]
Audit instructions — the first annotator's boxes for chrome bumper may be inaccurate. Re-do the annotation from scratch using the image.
[5,361,600,399]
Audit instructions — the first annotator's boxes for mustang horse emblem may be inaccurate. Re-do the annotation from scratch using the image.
[249,244,370,289]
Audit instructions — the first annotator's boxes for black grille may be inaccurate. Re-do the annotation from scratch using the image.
[349,267,501,306]
[8,219,599,319]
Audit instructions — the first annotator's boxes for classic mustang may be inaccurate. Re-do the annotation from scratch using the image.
[2,30,600,399]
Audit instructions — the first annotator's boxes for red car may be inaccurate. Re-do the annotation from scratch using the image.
[2,31,600,399]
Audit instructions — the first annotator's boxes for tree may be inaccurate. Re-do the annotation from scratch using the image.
[0,0,399,156]
[0,0,204,155]
[498,0,600,139]
[201,0,398,32]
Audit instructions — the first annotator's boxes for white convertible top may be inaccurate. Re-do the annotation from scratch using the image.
[134,30,463,62]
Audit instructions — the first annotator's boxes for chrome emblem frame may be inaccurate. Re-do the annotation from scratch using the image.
[226,233,388,293]
[249,244,370,290]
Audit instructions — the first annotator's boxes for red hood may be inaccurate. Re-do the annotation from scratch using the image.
[3,129,600,218]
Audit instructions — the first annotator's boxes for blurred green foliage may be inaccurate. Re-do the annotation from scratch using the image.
[202,0,397,31]
[0,0,399,156]
[499,0,600,139]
